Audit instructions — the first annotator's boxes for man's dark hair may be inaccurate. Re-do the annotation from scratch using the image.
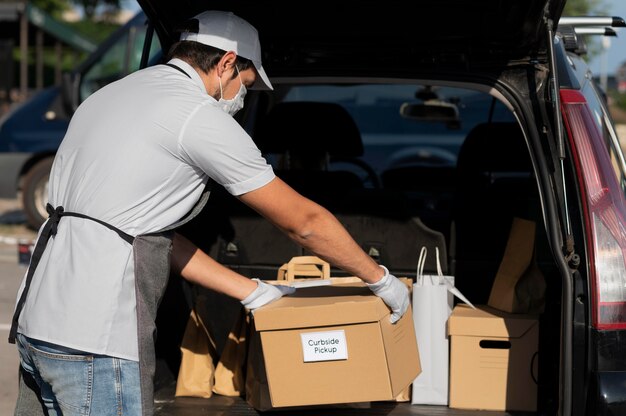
[166,41,253,79]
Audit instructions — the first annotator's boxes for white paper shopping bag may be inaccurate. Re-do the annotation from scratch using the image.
[411,247,473,405]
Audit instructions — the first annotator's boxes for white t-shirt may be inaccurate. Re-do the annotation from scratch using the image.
[15,58,275,361]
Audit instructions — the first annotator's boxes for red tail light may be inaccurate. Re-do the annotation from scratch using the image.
[561,89,626,330]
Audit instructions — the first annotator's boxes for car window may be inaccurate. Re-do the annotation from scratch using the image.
[80,32,129,101]
[79,21,162,102]
[279,84,515,182]
[128,24,162,72]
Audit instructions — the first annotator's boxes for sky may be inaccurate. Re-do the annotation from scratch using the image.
[120,0,626,76]
[121,0,141,13]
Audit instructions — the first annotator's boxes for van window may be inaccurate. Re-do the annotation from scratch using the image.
[79,20,162,102]
[129,24,162,72]
[80,31,129,101]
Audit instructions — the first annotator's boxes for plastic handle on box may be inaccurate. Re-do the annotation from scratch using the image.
[279,256,331,281]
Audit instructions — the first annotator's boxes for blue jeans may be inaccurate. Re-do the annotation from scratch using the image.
[15,334,141,416]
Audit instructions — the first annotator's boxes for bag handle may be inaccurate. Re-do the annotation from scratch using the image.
[416,246,476,308]
[277,256,331,282]
[417,246,445,285]
[435,247,443,277]
[416,246,427,284]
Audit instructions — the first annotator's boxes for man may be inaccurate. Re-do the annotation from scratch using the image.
[10,10,410,416]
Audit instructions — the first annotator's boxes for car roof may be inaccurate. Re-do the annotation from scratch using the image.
[137,0,565,79]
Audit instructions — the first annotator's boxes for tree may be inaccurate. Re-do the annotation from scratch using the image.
[31,0,72,19]
[31,0,122,21]
[561,0,609,62]
[563,0,607,16]
[70,0,121,20]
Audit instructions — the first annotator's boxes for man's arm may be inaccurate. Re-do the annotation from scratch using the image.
[237,177,384,283]
[171,232,295,310]
[171,233,258,300]
[238,177,410,322]
[171,176,408,321]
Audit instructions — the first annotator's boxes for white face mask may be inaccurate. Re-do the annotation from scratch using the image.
[218,66,247,116]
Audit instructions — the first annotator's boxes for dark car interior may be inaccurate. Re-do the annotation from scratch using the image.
[150,79,563,414]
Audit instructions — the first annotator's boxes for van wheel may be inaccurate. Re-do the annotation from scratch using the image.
[22,157,54,230]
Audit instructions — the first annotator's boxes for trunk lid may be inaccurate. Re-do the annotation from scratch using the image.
[137,0,565,77]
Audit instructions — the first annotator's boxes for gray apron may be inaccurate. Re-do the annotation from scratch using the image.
[133,187,210,415]
[10,187,211,416]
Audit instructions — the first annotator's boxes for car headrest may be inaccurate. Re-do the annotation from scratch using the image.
[456,122,531,173]
[254,102,364,158]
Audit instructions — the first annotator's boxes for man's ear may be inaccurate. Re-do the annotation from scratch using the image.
[217,51,238,77]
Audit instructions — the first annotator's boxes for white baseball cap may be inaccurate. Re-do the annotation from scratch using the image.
[180,10,273,91]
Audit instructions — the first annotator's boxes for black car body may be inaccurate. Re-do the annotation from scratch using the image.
[132,1,626,415]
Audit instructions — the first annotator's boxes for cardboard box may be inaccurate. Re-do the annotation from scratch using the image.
[448,304,539,412]
[245,283,421,411]
[488,217,546,314]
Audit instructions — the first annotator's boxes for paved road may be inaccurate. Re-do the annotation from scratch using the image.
[0,199,33,415]
[0,243,25,415]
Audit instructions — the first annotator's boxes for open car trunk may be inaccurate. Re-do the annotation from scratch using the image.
[151,78,565,415]
[134,0,573,414]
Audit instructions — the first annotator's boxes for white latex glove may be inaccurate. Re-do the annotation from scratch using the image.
[366,266,410,324]
[241,279,296,312]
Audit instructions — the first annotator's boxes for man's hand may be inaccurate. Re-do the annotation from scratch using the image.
[366,266,410,323]
[241,279,296,312]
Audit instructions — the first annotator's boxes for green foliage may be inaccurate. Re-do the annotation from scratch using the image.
[563,0,607,16]
[11,47,89,87]
[9,17,121,88]
[30,0,72,19]
[67,20,120,43]
[71,0,121,20]
[28,0,122,42]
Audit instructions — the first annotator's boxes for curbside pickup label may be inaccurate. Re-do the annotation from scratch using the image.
[300,330,348,362]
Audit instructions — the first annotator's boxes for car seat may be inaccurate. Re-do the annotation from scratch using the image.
[254,101,364,208]
[452,122,539,303]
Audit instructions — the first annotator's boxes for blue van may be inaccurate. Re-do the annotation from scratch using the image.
[0,11,161,229]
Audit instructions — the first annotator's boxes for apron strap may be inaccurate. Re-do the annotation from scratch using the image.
[9,204,62,343]
[62,211,135,244]
[164,63,192,79]
[8,204,135,344]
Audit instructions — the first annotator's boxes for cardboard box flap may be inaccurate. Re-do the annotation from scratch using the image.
[253,284,390,331]
[448,304,538,339]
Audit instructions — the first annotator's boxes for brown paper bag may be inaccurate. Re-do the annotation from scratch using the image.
[394,385,412,402]
[212,307,249,396]
[487,217,546,314]
[244,319,273,411]
[175,308,218,398]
